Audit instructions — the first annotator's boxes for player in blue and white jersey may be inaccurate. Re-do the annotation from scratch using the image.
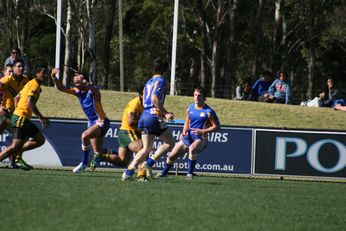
[122,57,175,181]
[157,87,220,180]
[51,68,110,173]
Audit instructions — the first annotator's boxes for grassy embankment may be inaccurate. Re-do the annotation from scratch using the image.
[39,86,346,131]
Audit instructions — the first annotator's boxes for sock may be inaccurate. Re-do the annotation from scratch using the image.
[9,155,16,167]
[137,166,146,177]
[93,152,100,161]
[187,158,197,175]
[125,167,134,176]
[161,163,173,176]
[146,157,156,167]
[82,150,89,165]
[161,157,174,176]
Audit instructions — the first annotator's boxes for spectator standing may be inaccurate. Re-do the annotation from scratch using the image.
[4,47,30,75]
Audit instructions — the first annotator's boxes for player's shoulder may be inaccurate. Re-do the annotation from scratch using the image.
[25,79,39,88]
[187,103,195,110]
[88,84,100,92]
[204,104,216,114]
[0,74,13,82]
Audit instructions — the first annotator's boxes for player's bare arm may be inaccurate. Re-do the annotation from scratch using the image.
[151,94,174,120]
[51,68,70,93]
[91,87,106,121]
[28,96,49,128]
[14,94,20,108]
[127,112,139,127]
[180,109,190,139]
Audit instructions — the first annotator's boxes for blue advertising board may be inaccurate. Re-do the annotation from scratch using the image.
[0,119,253,175]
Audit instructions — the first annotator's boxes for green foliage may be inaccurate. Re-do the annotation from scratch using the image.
[1,0,345,101]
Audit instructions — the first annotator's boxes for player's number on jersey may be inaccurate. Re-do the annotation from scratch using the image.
[144,83,154,107]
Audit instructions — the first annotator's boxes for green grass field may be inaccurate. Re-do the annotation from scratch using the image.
[1,87,345,230]
[1,168,345,231]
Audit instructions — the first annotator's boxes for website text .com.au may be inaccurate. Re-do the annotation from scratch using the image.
[155,161,234,172]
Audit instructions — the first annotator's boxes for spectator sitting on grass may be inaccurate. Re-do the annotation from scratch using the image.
[234,78,253,101]
[252,70,272,101]
[319,77,340,107]
[264,70,291,104]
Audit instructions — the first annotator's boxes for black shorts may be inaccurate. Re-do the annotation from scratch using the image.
[11,114,40,140]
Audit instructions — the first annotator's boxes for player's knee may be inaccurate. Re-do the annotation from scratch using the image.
[37,137,45,147]
[168,137,175,146]
[81,131,90,141]
[167,155,177,163]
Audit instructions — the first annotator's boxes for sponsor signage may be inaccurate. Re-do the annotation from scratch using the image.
[255,129,346,178]
[0,119,253,175]
[153,126,253,174]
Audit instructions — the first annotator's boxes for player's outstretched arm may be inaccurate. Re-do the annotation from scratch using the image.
[51,68,69,93]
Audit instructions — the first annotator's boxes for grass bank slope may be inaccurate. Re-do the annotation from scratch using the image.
[39,86,346,131]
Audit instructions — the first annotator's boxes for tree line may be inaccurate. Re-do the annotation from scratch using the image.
[0,0,345,102]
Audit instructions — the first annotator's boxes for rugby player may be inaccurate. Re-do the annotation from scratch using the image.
[0,64,49,164]
[157,87,220,180]
[122,57,175,181]
[90,87,146,179]
[0,59,30,169]
[51,68,110,173]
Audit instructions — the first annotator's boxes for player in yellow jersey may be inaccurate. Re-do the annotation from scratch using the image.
[0,64,49,166]
[90,88,146,179]
[0,59,30,169]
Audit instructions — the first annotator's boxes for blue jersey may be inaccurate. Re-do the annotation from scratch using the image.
[76,89,98,122]
[186,103,220,140]
[142,75,165,115]
[66,86,99,123]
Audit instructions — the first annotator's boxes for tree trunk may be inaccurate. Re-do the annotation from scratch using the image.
[196,0,207,89]
[1,0,15,48]
[211,0,225,98]
[86,0,97,84]
[63,0,74,86]
[251,0,263,78]
[271,0,282,70]
[306,28,315,99]
[15,0,30,54]
[224,0,239,99]
[102,0,117,89]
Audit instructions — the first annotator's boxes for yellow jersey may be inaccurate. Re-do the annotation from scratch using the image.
[120,96,143,131]
[0,74,29,112]
[13,79,42,119]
